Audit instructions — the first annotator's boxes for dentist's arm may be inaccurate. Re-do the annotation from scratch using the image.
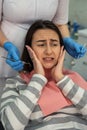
[0,29,24,71]
[57,24,86,58]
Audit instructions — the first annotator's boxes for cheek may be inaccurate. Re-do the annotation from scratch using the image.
[34,49,42,59]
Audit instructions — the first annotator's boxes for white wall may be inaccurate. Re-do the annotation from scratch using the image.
[69,0,87,27]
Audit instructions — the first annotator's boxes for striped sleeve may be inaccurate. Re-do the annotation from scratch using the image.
[56,76,87,119]
[0,74,47,130]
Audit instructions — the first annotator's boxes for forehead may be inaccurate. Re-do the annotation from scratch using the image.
[32,29,59,40]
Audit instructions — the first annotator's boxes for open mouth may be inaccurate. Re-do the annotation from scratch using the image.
[43,57,54,62]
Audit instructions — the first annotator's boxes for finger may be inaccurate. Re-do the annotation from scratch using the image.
[6,60,24,71]
[26,46,44,75]
[7,53,19,61]
[80,47,87,53]
[74,44,81,52]
[58,46,66,66]
[26,46,34,59]
[59,46,65,59]
[12,51,20,60]
[6,60,23,67]
[13,64,24,71]
[26,46,39,68]
[26,45,38,61]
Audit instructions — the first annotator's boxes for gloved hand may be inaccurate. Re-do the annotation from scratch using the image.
[63,37,87,58]
[3,41,24,71]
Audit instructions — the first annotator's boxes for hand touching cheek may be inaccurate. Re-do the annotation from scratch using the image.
[51,46,66,82]
[26,46,45,76]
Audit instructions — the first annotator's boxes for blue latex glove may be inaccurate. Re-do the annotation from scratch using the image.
[3,42,24,71]
[63,37,87,59]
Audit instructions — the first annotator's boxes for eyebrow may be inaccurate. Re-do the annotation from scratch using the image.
[36,39,59,42]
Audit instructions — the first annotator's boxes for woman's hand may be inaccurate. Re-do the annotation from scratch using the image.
[26,46,45,76]
[51,46,65,82]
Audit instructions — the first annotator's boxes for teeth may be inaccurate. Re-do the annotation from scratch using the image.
[44,58,53,61]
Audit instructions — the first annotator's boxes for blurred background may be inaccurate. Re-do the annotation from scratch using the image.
[69,0,87,27]
[64,0,87,80]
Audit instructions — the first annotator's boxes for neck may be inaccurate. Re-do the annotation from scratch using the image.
[44,69,52,81]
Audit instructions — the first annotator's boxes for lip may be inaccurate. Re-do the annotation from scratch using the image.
[43,57,54,62]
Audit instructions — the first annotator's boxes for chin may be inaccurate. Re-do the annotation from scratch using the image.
[43,63,56,69]
[43,65,54,70]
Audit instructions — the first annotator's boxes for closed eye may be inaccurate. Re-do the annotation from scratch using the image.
[52,43,59,46]
[37,43,45,47]
[51,42,60,46]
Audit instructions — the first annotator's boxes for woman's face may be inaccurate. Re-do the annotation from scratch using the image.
[31,29,61,69]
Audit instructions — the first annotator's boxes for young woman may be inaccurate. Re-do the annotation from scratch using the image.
[0,20,87,130]
[0,0,86,80]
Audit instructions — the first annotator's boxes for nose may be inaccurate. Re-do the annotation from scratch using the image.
[45,45,52,54]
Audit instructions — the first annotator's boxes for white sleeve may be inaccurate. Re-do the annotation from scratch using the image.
[0,0,3,21]
[53,0,69,24]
